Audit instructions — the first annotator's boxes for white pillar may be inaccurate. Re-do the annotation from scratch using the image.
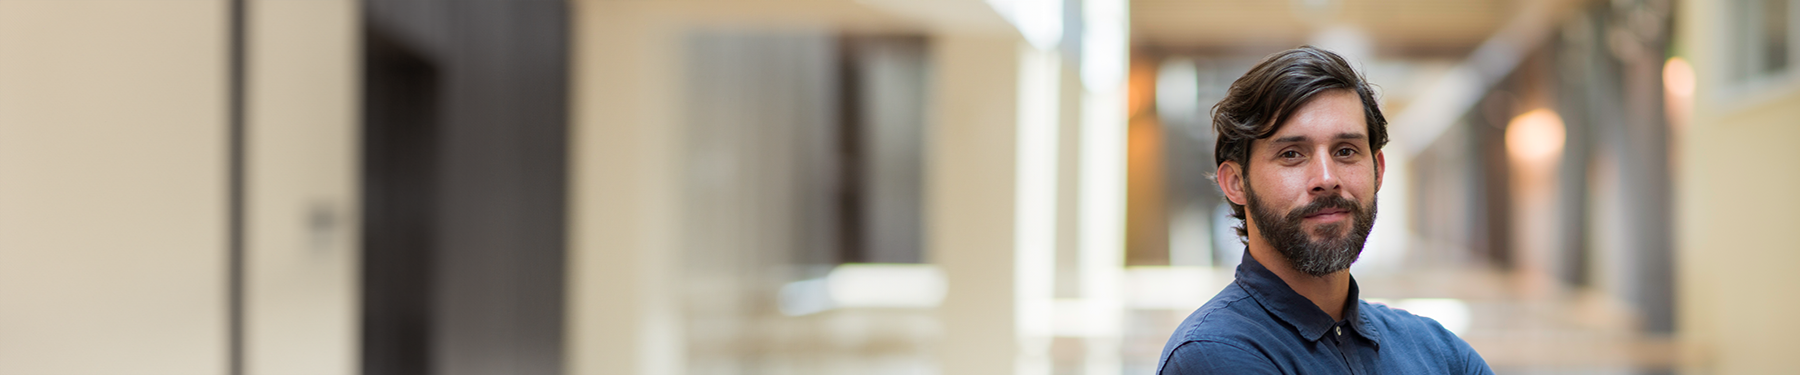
[1077,0,1129,373]
[929,33,1026,375]
[1014,43,1064,375]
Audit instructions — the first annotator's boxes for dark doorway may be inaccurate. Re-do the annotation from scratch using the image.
[361,27,441,375]
[358,1,570,374]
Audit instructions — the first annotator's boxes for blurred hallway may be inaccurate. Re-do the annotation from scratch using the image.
[1,0,1796,374]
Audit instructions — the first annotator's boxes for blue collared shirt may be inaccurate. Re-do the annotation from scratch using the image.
[1156,252,1493,374]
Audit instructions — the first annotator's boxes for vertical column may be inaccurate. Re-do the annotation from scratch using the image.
[1077,0,1129,373]
[929,34,1024,375]
[567,3,686,375]
[1015,43,1064,375]
[243,1,361,374]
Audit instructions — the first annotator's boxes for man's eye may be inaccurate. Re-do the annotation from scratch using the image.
[1336,148,1356,157]
[1280,150,1301,159]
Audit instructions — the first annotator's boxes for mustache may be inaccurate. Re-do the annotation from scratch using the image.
[1284,194,1361,221]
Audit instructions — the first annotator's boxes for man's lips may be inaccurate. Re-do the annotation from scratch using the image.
[1304,208,1349,218]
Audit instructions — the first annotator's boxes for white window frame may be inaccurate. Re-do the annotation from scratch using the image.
[1718,0,1800,108]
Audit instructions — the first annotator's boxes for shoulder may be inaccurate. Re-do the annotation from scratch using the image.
[1358,301,1459,346]
[1359,301,1494,374]
[1157,283,1287,374]
[1167,282,1274,344]
[1159,339,1281,375]
[1359,301,1434,328]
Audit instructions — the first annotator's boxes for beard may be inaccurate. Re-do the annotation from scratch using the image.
[1245,186,1378,277]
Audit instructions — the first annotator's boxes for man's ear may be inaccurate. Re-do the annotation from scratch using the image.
[1373,150,1386,192]
[1217,161,1248,206]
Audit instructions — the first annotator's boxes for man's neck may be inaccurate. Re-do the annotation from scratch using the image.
[1246,240,1353,322]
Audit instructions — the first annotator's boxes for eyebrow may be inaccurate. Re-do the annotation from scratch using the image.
[1269,132,1366,144]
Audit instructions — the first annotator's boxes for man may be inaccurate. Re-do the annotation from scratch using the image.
[1155,46,1492,374]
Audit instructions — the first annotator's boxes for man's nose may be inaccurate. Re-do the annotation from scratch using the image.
[1310,152,1340,194]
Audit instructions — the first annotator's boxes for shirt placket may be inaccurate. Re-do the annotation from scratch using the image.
[1327,322,1363,375]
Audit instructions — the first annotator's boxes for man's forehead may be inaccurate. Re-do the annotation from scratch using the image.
[1256,90,1368,144]
[1265,131,1367,145]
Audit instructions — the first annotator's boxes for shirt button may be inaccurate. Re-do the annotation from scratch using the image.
[1336,326,1342,336]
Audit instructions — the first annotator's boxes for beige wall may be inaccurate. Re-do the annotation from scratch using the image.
[0,1,230,374]
[244,1,360,374]
[0,2,358,373]
[1676,0,1800,373]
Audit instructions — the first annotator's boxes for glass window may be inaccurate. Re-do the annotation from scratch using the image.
[1759,0,1790,75]
[1738,0,1796,81]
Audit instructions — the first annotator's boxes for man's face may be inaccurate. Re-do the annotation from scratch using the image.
[1236,90,1383,276]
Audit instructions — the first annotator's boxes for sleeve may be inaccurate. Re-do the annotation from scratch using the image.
[1157,340,1281,375]
[1457,338,1495,375]
[1406,306,1494,375]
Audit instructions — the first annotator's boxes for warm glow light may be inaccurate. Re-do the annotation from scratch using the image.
[1664,56,1694,142]
[1663,57,1696,98]
[1505,108,1565,163]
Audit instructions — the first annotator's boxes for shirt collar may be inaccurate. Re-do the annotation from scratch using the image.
[1234,250,1382,347]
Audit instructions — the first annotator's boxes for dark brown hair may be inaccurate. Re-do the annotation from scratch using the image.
[1213,46,1388,240]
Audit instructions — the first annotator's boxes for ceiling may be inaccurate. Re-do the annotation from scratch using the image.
[1131,0,1522,56]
